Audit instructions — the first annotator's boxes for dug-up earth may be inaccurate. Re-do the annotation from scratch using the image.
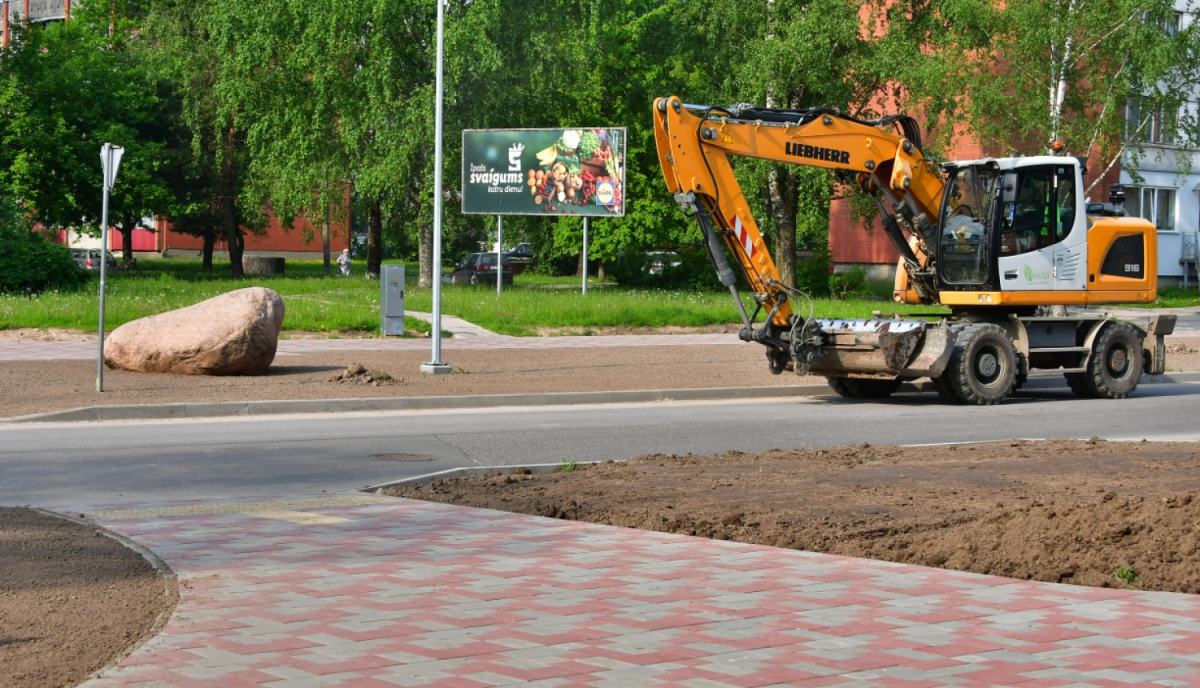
[0,507,175,688]
[0,345,801,418]
[386,439,1200,594]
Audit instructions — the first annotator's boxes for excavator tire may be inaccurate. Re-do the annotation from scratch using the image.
[930,374,963,404]
[1065,321,1143,399]
[941,323,1018,406]
[827,377,902,400]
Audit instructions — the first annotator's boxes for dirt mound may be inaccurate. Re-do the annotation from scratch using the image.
[385,439,1200,593]
[0,508,176,688]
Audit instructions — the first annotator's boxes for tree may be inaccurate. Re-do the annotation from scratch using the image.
[0,10,177,265]
[888,0,1200,193]
[144,0,268,278]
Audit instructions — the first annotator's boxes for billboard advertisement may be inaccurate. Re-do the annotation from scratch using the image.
[461,128,625,217]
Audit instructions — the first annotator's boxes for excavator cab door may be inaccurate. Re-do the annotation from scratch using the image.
[937,164,1000,289]
[995,160,1085,292]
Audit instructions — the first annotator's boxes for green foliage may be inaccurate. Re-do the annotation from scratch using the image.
[795,244,832,297]
[0,11,179,238]
[829,266,868,300]
[886,0,1200,183]
[559,454,580,472]
[1114,566,1139,585]
[0,191,89,294]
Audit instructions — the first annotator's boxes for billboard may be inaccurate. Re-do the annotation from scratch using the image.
[461,128,625,217]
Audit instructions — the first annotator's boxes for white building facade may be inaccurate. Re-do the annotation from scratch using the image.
[1120,3,1200,285]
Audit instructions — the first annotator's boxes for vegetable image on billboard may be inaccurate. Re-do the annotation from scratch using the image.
[462,128,626,217]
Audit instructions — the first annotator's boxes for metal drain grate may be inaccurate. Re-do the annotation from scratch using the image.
[370,453,438,462]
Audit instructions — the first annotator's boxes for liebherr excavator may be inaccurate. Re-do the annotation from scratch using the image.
[653,97,1176,405]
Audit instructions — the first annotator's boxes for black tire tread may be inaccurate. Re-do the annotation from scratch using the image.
[943,323,1017,406]
[827,377,901,400]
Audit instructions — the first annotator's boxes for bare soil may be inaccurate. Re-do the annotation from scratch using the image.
[3,336,1197,419]
[386,439,1200,594]
[0,345,799,418]
[0,508,175,688]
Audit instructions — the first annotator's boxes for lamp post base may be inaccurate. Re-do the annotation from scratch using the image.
[420,362,453,375]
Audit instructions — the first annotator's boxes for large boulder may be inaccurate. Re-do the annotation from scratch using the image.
[104,287,285,375]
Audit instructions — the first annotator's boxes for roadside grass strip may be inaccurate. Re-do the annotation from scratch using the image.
[2,258,943,335]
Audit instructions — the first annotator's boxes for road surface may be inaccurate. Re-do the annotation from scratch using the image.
[2,383,1198,505]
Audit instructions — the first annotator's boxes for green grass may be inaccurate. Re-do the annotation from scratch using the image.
[0,258,941,335]
[1117,285,1200,309]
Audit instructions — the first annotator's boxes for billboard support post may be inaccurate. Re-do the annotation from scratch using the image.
[420,0,451,375]
[497,215,503,296]
[582,217,589,295]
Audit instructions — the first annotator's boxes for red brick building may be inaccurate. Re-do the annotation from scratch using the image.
[107,210,350,260]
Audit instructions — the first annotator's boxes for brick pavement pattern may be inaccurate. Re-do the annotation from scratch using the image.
[70,494,1200,687]
[0,334,744,361]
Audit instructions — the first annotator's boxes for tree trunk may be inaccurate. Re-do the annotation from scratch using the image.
[597,261,605,280]
[118,219,136,268]
[768,167,797,288]
[366,196,382,280]
[223,194,244,279]
[418,221,433,288]
[201,231,214,273]
[575,251,585,278]
[322,205,331,275]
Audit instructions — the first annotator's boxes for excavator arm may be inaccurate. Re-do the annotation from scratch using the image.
[652,97,947,339]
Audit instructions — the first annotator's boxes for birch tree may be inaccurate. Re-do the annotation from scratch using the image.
[892,0,1200,193]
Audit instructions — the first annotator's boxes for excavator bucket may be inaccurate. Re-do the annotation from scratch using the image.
[804,319,955,379]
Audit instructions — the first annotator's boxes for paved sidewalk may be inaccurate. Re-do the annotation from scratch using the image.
[68,493,1200,687]
[0,334,745,361]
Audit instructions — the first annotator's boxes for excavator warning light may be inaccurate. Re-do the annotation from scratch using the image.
[1051,140,1065,151]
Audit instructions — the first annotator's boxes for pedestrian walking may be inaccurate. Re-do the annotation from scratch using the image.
[337,248,351,276]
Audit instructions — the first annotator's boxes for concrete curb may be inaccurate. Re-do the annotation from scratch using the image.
[362,461,607,493]
[3,373,1196,424]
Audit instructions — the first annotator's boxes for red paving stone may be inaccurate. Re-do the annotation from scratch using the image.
[63,493,1200,687]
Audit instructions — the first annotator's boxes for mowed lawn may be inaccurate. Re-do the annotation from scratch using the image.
[1,258,945,336]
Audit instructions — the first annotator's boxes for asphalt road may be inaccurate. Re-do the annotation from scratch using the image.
[3,383,1199,506]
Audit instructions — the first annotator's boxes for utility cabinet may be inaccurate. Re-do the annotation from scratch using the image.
[381,265,405,336]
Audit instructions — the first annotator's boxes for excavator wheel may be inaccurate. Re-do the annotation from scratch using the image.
[938,323,1018,405]
[827,377,902,400]
[930,374,962,404]
[1065,321,1143,399]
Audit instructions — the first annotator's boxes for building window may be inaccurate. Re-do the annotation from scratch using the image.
[1125,101,1178,145]
[1126,187,1176,231]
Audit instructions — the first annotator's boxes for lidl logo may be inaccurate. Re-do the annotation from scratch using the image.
[595,181,616,206]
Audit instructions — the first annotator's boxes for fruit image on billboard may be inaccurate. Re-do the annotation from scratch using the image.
[461,128,625,216]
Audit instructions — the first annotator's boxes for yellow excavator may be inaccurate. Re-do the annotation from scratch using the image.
[653,97,1176,404]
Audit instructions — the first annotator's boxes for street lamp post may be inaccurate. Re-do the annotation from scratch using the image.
[421,0,451,374]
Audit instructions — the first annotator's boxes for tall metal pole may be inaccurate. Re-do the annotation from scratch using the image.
[421,0,451,374]
[496,215,503,296]
[581,217,589,295]
[97,144,111,392]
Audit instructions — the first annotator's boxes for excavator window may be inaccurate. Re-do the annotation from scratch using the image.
[1000,166,1076,256]
[939,166,998,284]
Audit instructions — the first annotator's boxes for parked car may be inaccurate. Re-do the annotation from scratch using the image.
[447,252,515,285]
[502,242,535,275]
[504,243,536,260]
[70,248,118,271]
[643,251,682,275]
